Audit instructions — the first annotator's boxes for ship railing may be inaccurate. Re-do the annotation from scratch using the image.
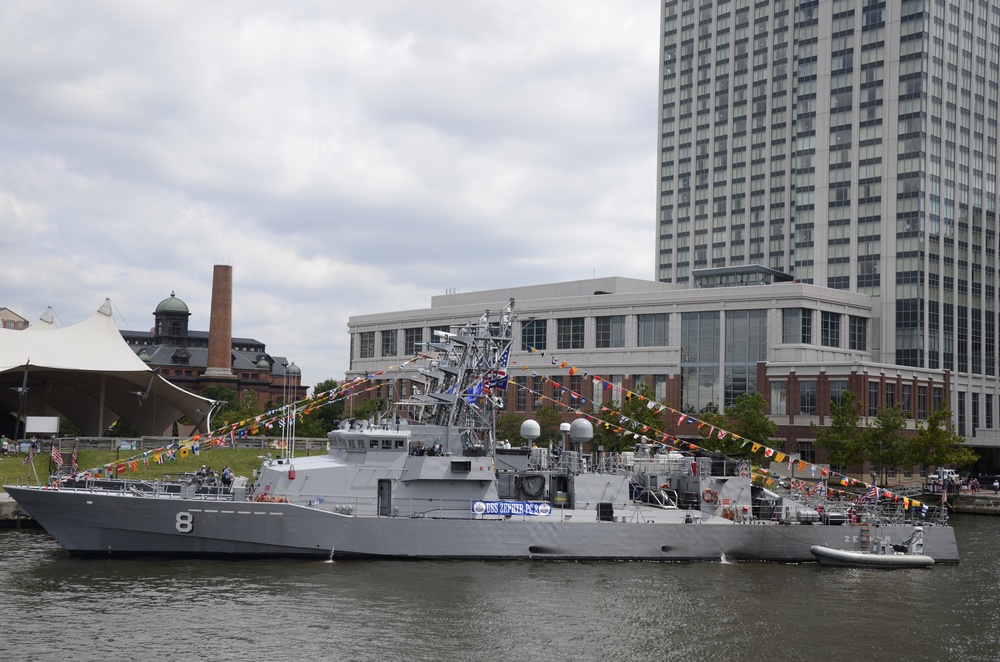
[787,494,949,526]
[632,458,693,478]
[45,478,236,501]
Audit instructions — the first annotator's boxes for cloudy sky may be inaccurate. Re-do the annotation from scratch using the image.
[2,1,659,387]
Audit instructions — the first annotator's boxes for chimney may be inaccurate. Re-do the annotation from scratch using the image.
[203,264,235,378]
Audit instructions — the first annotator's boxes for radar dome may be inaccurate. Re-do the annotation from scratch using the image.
[519,419,540,441]
[570,418,594,442]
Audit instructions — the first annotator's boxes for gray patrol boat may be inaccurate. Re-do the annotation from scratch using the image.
[4,300,959,563]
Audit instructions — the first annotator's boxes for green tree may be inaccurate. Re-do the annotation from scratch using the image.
[909,405,979,471]
[587,385,667,453]
[497,413,527,447]
[862,404,907,486]
[202,387,262,429]
[295,378,345,438]
[812,391,864,469]
[701,392,777,454]
[496,406,566,448]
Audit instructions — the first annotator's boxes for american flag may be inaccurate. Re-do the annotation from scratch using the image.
[855,485,880,503]
[71,444,78,473]
[486,342,511,391]
[21,446,33,466]
[51,444,64,466]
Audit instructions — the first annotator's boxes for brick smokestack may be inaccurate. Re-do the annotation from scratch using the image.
[203,264,235,377]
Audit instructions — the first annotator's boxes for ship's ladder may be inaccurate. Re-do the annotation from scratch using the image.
[859,522,871,549]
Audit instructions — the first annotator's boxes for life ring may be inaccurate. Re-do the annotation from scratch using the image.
[702,489,718,503]
[660,482,670,489]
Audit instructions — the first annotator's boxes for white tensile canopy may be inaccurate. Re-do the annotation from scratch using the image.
[0,300,215,437]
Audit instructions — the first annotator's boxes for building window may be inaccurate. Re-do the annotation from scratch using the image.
[724,309,767,406]
[958,391,966,437]
[987,394,994,429]
[771,381,787,415]
[596,316,626,348]
[653,374,667,402]
[521,319,547,352]
[800,380,817,415]
[821,312,841,347]
[885,383,895,409]
[798,441,815,464]
[404,328,423,355]
[604,375,623,405]
[782,308,812,344]
[849,316,868,351]
[380,330,397,357]
[638,313,670,347]
[557,318,585,350]
[829,380,849,405]
[933,387,944,411]
[902,384,912,417]
[918,385,928,419]
[972,393,980,437]
[532,376,543,411]
[359,332,375,359]
[681,311,721,413]
[430,325,450,342]
[515,376,527,412]
[869,381,879,417]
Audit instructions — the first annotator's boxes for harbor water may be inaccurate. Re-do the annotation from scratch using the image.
[2,514,999,662]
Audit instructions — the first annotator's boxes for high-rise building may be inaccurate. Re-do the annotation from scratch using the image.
[656,0,998,368]
[654,0,1000,444]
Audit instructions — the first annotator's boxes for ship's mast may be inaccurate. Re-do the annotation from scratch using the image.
[404,299,515,453]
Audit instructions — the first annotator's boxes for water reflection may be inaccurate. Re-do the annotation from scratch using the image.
[3,515,998,662]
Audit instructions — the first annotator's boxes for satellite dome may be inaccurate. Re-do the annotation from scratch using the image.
[519,419,540,441]
[570,418,594,442]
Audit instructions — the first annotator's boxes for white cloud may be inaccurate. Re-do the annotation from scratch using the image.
[0,0,659,386]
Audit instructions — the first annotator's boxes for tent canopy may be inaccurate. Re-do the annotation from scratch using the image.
[0,300,216,437]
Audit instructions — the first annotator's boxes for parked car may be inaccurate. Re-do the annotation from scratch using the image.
[928,469,960,482]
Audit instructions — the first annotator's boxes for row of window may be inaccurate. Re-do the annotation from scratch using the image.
[771,379,946,420]
[355,309,869,359]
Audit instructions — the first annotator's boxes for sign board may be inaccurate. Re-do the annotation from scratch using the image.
[25,416,59,434]
[471,500,552,517]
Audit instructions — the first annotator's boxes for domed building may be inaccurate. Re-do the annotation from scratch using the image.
[121,267,307,409]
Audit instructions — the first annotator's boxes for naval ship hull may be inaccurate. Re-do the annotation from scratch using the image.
[5,486,960,563]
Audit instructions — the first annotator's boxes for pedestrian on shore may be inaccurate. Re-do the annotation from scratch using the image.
[992,478,998,494]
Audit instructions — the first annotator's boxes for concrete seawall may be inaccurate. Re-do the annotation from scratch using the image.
[950,492,1000,515]
[0,492,37,527]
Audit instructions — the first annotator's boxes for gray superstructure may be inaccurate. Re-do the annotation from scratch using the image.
[3,300,960,563]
